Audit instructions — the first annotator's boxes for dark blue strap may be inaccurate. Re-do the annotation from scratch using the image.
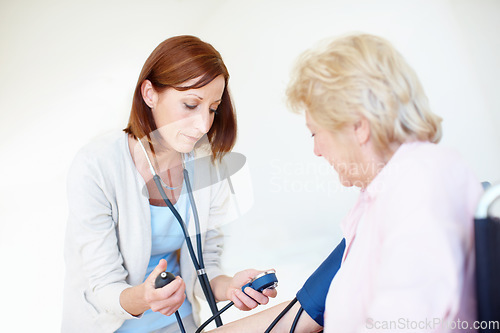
[475,217,500,332]
[296,238,345,326]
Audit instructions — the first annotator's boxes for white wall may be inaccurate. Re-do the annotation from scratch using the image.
[1,0,499,330]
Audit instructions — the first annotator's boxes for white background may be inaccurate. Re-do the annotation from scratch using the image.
[1,0,499,331]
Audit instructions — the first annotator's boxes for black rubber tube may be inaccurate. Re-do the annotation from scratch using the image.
[290,306,304,333]
[195,301,234,333]
[174,311,186,333]
[154,174,222,327]
[264,297,298,333]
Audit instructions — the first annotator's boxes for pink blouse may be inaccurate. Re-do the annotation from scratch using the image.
[324,142,483,333]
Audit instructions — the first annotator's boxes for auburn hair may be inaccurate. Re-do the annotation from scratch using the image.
[124,35,237,160]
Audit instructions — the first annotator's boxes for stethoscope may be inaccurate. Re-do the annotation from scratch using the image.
[137,138,222,331]
[137,138,278,332]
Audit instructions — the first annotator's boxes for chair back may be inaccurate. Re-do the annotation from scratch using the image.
[475,183,500,331]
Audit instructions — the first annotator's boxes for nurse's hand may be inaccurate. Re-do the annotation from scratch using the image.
[227,269,278,311]
[144,259,186,316]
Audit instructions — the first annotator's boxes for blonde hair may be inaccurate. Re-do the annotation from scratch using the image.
[286,33,442,154]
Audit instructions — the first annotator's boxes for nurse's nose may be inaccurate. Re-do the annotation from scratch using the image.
[194,108,213,134]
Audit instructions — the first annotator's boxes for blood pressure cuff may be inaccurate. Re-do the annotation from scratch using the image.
[296,238,345,327]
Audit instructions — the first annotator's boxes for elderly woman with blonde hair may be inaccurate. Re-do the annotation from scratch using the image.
[209,33,482,333]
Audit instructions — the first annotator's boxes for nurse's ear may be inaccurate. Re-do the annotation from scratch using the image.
[354,116,370,146]
[141,79,158,109]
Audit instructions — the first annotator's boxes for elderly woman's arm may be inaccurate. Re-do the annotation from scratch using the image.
[207,300,323,333]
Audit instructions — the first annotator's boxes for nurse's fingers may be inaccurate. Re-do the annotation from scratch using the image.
[146,259,169,287]
[262,287,278,298]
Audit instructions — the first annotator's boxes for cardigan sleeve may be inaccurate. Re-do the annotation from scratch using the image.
[66,148,136,320]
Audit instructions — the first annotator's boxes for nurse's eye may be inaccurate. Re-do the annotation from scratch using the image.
[184,103,197,110]
[210,108,219,115]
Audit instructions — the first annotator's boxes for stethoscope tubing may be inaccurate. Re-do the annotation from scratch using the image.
[290,306,304,333]
[138,137,223,327]
[152,169,223,327]
[195,301,234,333]
[174,311,186,333]
[183,168,204,268]
[264,297,298,333]
[141,140,304,332]
[153,174,199,269]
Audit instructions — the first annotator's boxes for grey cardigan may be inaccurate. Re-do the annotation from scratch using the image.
[62,131,235,332]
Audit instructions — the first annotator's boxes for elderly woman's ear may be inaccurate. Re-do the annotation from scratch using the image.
[353,117,370,146]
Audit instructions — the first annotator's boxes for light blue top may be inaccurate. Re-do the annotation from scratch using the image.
[117,158,194,333]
